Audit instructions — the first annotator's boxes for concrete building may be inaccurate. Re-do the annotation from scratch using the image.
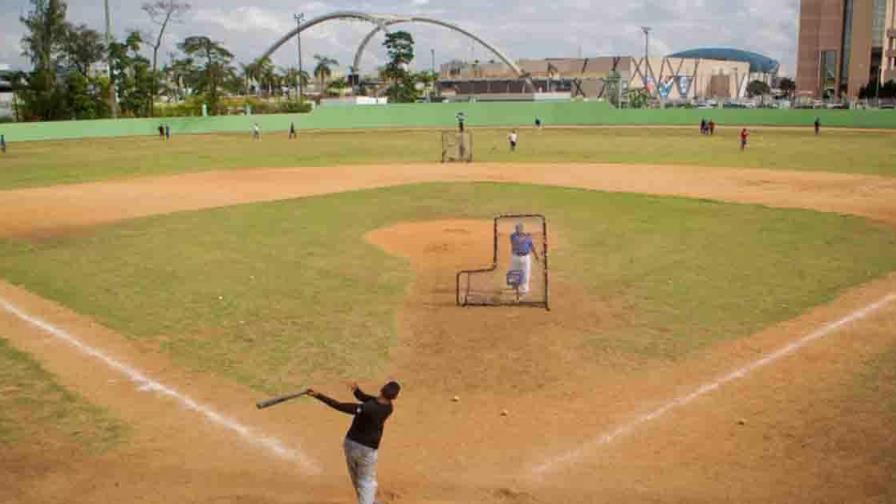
[886,0,896,81]
[628,57,752,100]
[438,54,764,101]
[438,57,629,100]
[796,0,896,99]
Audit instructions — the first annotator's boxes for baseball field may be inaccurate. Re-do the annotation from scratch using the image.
[1,124,895,503]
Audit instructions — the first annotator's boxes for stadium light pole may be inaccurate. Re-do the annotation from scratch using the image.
[294,13,305,100]
[640,26,651,89]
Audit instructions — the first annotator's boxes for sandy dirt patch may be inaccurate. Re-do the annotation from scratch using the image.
[2,163,896,238]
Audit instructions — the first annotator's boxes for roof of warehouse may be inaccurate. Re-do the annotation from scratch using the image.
[667,48,780,73]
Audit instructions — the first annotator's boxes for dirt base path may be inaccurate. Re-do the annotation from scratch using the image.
[2,162,896,238]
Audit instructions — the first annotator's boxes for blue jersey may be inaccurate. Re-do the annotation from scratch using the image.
[511,232,534,256]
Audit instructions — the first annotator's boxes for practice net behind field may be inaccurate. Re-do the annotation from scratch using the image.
[456,214,549,309]
[441,131,473,163]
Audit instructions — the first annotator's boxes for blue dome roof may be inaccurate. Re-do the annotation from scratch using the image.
[667,48,779,74]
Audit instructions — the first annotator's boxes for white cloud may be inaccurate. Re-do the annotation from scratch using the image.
[0,0,801,76]
[0,33,22,64]
[192,6,293,34]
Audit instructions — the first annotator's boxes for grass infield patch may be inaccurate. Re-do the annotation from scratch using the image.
[1,127,895,189]
[1,183,895,391]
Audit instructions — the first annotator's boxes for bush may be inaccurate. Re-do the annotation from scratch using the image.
[859,80,896,99]
[277,100,312,113]
[746,80,771,97]
[155,96,205,117]
[154,96,312,117]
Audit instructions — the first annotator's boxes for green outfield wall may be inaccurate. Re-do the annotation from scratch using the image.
[2,101,895,142]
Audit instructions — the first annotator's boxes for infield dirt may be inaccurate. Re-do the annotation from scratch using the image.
[2,162,896,238]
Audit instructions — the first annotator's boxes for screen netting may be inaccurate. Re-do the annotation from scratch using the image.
[456,214,549,309]
[441,131,473,163]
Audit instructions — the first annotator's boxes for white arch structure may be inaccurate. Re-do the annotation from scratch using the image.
[258,11,531,87]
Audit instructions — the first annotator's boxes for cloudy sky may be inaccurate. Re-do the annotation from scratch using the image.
[1,0,800,75]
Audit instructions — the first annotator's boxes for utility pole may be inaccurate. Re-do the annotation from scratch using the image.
[431,48,436,101]
[640,26,652,91]
[294,13,305,100]
[105,0,118,118]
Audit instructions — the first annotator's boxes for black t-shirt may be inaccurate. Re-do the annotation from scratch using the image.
[314,389,393,450]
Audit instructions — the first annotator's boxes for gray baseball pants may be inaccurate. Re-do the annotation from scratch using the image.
[343,438,379,504]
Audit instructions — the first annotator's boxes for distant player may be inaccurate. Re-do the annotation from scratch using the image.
[740,127,749,150]
[510,222,540,295]
[456,111,466,133]
[708,119,716,135]
[164,124,171,140]
[814,117,821,136]
[252,123,261,140]
[158,124,165,139]
[289,122,297,139]
[700,118,707,135]
[307,381,401,504]
[508,129,518,151]
[534,117,542,129]
[0,134,6,154]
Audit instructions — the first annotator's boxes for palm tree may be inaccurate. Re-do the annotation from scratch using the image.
[326,77,349,96]
[178,36,234,106]
[281,67,310,99]
[246,57,275,97]
[163,56,195,101]
[313,54,338,93]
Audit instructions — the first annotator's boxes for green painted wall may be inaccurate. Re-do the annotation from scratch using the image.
[2,101,895,142]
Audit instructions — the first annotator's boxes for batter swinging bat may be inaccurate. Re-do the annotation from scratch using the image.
[256,389,310,410]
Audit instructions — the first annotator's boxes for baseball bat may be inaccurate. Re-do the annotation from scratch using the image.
[256,389,310,410]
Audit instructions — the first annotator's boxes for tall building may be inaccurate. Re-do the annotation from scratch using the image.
[886,0,896,82]
[797,0,896,99]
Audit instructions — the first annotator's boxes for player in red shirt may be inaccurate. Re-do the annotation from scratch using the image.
[740,128,749,150]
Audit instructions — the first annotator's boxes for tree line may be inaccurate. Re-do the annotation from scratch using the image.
[9,0,373,121]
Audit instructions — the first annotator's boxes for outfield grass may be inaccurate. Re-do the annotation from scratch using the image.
[1,183,895,391]
[0,338,125,451]
[0,127,895,189]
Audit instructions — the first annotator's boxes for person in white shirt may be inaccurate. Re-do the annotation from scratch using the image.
[510,222,539,294]
[508,130,518,152]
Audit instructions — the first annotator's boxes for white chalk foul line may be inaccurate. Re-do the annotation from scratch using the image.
[0,297,320,474]
[532,292,896,476]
